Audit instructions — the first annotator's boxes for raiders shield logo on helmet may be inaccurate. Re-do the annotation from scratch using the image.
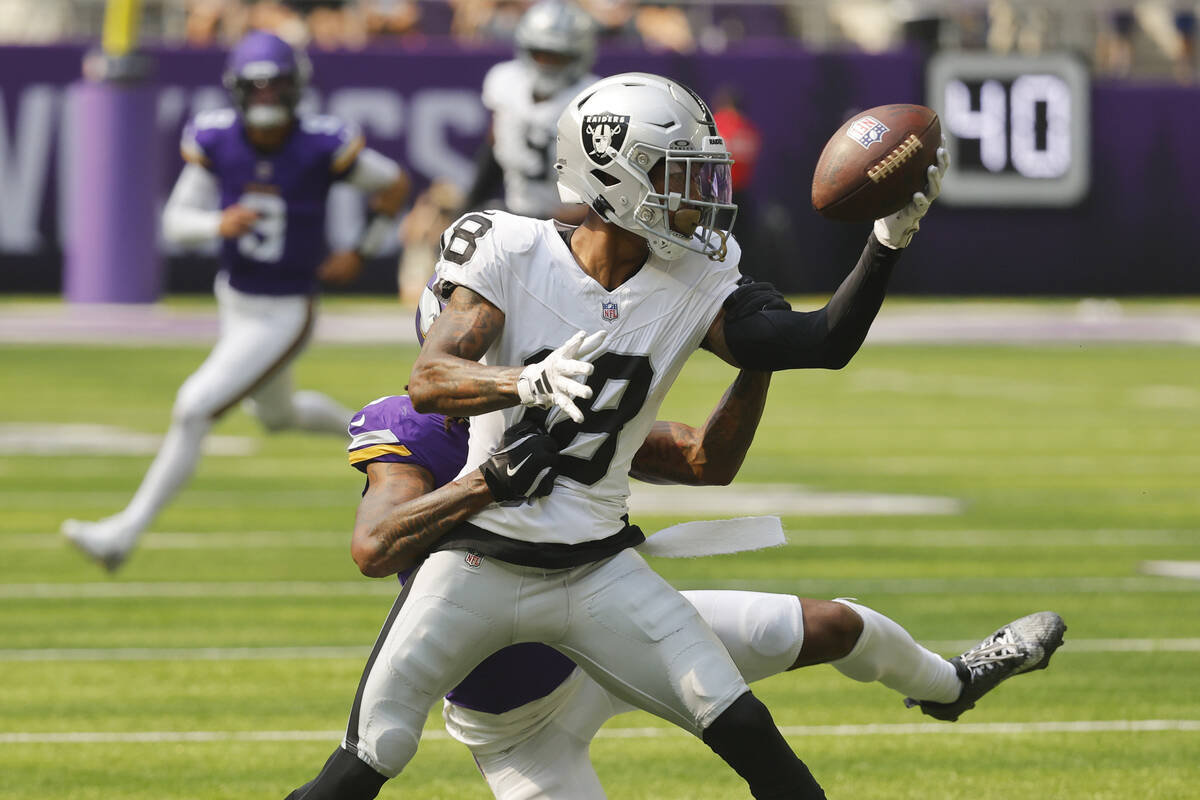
[583,113,630,166]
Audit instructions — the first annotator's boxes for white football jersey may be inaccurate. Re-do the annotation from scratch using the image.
[436,211,742,546]
[482,60,598,218]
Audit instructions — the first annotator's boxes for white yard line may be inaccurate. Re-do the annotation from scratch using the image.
[0,646,371,661]
[0,532,344,549]
[2,575,1199,600]
[0,485,963,518]
[3,303,1199,345]
[6,528,1195,550]
[0,425,256,457]
[921,638,1200,654]
[0,581,397,599]
[693,576,1200,594]
[1141,561,1200,579]
[2,638,1199,662]
[628,484,963,517]
[2,720,1197,745]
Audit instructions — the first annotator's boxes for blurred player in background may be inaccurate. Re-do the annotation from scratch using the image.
[61,30,410,571]
[396,179,462,305]
[282,285,1067,799]
[398,0,598,304]
[460,0,598,222]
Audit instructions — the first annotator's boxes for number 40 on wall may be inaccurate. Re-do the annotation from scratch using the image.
[926,52,1090,208]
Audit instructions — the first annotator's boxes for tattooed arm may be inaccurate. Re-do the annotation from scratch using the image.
[351,462,493,577]
[408,287,524,416]
[629,370,771,487]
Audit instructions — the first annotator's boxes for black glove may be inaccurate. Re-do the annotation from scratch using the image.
[479,419,560,502]
[723,275,791,322]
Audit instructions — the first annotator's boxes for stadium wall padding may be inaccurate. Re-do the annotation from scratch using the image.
[1,43,1198,296]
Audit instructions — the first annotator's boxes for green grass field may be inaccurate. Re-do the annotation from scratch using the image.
[2,302,1198,799]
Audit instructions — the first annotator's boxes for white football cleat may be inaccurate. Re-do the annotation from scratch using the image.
[905,611,1067,722]
[61,516,135,572]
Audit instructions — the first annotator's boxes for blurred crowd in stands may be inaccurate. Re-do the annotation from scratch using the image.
[0,0,1196,81]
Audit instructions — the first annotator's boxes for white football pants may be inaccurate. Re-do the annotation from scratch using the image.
[454,590,804,800]
[344,548,752,779]
[456,592,961,800]
[113,274,351,540]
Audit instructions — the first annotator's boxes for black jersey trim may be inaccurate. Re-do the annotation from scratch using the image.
[430,517,645,568]
[344,560,422,755]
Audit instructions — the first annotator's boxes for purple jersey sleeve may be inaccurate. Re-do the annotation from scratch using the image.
[347,395,468,489]
[181,108,239,170]
[299,115,365,178]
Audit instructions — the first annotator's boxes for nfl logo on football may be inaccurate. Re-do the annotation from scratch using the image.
[846,115,889,149]
[601,301,618,322]
[464,551,483,568]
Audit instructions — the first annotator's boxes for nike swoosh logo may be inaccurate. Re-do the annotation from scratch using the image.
[506,454,532,477]
[351,415,365,426]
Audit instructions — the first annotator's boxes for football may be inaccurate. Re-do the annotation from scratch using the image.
[811,104,941,222]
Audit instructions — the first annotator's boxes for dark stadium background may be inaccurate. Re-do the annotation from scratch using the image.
[2,4,1199,297]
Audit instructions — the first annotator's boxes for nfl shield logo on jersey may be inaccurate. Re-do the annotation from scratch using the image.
[601,301,618,322]
[464,551,483,568]
[583,114,630,166]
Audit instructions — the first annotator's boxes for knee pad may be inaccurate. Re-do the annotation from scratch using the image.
[171,377,218,427]
[743,596,804,663]
[362,699,424,777]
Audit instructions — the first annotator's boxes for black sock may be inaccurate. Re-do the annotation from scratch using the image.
[285,746,387,800]
[701,691,826,800]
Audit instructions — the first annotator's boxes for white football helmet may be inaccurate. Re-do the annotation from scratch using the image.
[515,1,597,98]
[555,72,737,261]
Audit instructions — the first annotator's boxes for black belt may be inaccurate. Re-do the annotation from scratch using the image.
[430,516,645,569]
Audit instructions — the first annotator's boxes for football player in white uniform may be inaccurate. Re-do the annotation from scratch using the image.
[61,32,409,571]
[282,286,1065,800]
[283,73,1061,799]
[461,0,599,222]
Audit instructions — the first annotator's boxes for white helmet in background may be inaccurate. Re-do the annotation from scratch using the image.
[555,72,738,262]
[515,1,598,98]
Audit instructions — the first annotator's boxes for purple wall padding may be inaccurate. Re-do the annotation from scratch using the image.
[3,42,1200,295]
[63,80,161,303]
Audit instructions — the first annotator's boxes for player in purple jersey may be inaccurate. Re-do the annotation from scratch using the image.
[286,283,1067,800]
[62,31,410,571]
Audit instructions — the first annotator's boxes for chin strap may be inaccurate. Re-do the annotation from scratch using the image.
[707,228,730,262]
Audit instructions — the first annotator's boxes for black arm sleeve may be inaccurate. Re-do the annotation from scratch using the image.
[462,140,504,213]
[724,233,902,371]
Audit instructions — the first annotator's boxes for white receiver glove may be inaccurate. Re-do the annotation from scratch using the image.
[517,330,606,423]
[873,138,950,250]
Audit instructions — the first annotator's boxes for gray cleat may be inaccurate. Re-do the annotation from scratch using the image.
[905,611,1067,722]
